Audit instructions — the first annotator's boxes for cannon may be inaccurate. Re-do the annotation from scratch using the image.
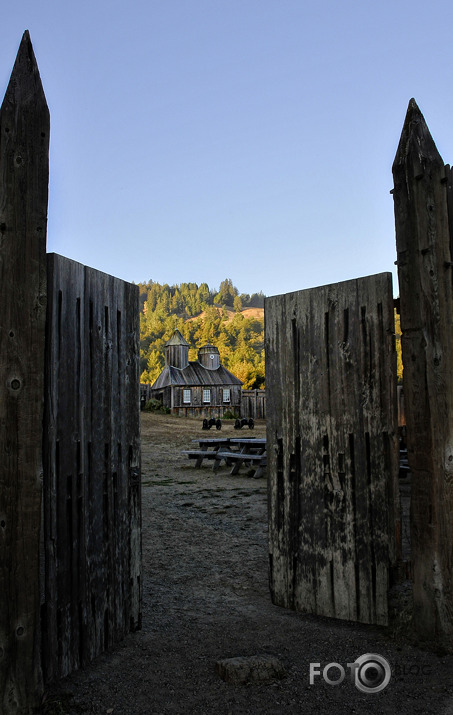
[202,417,222,430]
[234,417,254,430]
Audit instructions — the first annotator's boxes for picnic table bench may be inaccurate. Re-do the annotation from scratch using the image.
[180,450,225,469]
[181,437,267,477]
[214,450,267,478]
[181,438,232,469]
[226,438,267,477]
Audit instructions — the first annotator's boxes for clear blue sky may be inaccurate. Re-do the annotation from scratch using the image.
[2,1,453,298]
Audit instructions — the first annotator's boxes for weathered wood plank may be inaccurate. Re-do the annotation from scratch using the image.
[265,273,398,626]
[392,99,453,645]
[0,32,49,713]
[42,256,141,681]
[42,255,86,681]
[124,279,142,632]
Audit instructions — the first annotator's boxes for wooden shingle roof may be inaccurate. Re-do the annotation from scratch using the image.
[165,329,189,347]
[152,362,242,389]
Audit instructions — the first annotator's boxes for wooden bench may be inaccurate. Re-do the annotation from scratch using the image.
[214,450,267,478]
[180,450,230,470]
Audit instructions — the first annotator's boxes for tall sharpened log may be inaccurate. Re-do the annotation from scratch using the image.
[0,32,49,712]
[392,99,453,645]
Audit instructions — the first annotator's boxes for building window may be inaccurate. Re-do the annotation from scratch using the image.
[183,389,191,404]
[223,388,231,403]
[203,388,211,403]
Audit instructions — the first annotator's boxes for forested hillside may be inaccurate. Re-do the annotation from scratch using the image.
[139,279,266,389]
[139,278,403,391]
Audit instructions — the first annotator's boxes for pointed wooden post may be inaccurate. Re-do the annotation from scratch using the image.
[392,99,453,646]
[0,32,49,712]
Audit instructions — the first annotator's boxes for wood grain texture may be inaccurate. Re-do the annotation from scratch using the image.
[241,390,266,420]
[0,32,49,713]
[392,99,453,644]
[42,254,141,682]
[265,273,399,626]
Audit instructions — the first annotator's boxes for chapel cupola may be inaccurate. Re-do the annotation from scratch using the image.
[164,330,189,369]
[198,342,220,370]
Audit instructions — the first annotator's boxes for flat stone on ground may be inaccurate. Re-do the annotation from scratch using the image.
[215,655,287,684]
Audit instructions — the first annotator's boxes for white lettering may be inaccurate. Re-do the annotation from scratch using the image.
[347,661,359,682]
[323,663,345,686]
[309,663,321,685]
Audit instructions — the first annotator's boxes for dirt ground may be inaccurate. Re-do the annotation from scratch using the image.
[46,413,453,715]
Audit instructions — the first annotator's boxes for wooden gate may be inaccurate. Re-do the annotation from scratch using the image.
[265,273,399,625]
[42,254,141,682]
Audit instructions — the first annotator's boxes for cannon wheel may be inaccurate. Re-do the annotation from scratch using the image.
[248,418,254,429]
[234,419,241,430]
[215,419,222,430]
[202,418,209,430]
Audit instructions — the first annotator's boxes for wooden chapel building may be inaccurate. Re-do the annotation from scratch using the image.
[150,330,243,417]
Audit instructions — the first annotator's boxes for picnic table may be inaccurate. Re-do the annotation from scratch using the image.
[181,437,267,477]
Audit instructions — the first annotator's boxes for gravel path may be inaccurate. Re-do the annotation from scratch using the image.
[46,414,453,715]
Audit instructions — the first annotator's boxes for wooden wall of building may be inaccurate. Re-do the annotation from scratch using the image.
[169,384,241,417]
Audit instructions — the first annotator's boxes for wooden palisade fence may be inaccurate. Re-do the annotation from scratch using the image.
[392,99,453,646]
[241,389,266,420]
[0,33,141,714]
